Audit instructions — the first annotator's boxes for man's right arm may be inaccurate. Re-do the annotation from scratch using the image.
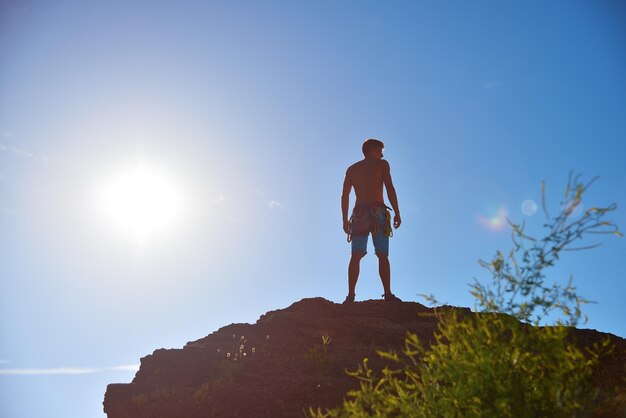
[341,171,352,233]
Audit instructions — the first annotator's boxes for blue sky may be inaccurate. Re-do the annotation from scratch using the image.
[1,1,625,417]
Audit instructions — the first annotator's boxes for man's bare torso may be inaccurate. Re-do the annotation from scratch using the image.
[341,144,400,235]
[346,158,387,207]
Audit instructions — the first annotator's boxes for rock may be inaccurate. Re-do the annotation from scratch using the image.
[103,297,626,417]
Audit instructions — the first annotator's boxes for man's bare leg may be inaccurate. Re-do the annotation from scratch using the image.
[348,251,366,297]
[376,253,391,295]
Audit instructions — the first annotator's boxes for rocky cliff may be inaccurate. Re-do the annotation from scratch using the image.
[103,298,626,417]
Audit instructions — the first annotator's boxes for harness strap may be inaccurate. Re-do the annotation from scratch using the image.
[347,213,353,243]
[354,202,393,211]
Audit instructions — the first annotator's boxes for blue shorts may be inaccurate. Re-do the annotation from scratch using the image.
[351,208,390,255]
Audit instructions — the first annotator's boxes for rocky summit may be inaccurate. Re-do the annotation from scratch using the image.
[104,297,626,417]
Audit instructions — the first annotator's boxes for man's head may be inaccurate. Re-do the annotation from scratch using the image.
[362,138,385,159]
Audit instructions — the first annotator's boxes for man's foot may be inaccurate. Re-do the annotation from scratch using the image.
[383,292,402,302]
[342,294,355,304]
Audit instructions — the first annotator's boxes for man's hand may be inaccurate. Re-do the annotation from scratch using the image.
[343,219,350,234]
[393,213,402,229]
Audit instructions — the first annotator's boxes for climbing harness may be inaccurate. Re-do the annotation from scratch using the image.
[347,203,393,243]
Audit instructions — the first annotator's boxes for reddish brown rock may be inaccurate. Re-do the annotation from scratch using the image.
[103,297,626,418]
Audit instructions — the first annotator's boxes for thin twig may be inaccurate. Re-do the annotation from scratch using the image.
[562,243,602,252]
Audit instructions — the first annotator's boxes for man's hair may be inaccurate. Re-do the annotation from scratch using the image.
[362,138,385,156]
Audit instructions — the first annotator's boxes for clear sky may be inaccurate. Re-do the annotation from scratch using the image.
[1,1,625,417]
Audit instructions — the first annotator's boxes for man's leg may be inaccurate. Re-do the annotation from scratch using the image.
[371,211,401,301]
[372,226,391,295]
[348,251,366,297]
[376,253,391,295]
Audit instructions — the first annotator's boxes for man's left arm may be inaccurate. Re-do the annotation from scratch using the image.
[382,160,401,229]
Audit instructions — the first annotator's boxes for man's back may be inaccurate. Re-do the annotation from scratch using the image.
[346,159,389,207]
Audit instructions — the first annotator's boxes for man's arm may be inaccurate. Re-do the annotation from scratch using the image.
[341,171,352,233]
[382,160,402,228]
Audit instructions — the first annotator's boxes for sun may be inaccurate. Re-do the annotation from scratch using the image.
[98,163,183,241]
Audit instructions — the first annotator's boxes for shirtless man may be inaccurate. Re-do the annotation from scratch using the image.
[341,138,402,303]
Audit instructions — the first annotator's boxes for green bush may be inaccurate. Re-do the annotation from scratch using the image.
[312,312,605,418]
[312,174,620,418]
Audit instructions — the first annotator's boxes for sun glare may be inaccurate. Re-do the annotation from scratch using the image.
[99,164,182,241]
[477,206,508,232]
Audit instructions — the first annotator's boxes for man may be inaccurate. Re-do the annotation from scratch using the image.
[341,138,402,303]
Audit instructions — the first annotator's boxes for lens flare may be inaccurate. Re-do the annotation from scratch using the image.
[521,199,538,216]
[477,206,508,232]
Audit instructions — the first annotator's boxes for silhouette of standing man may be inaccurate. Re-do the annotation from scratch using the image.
[341,139,402,303]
